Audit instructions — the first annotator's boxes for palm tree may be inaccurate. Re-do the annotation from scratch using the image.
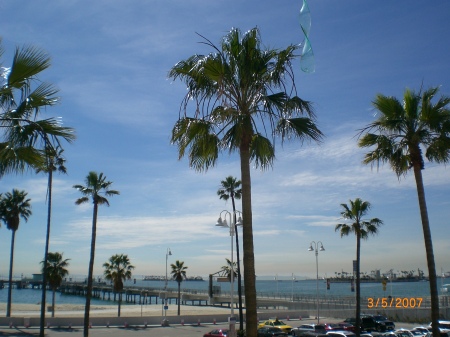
[0,189,32,317]
[221,258,237,279]
[40,252,70,318]
[37,147,67,335]
[103,254,135,317]
[169,27,323,337]
[170,260,187,316]
[0,39,75,177]
[358,87,450,337]
[73,172,119,337]
[335,198,383,337]
[217,176,244,331]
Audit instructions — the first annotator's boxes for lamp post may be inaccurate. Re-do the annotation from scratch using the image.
[165,248,172,290]
[162,248,172,320]
[216,210,242,337]
[291,273,296,301]
[308,241,325,324]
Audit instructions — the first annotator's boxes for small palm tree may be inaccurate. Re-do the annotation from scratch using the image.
[220,258,237,280]
[103,254,135,317]
[169,28,323,337]
[217,176,244,331]
[0,189,32,317]
[73,172,119,337]
[358,86,450,337]
[41,252,70,318]
[170,260,187,316]
[335,198,383,337]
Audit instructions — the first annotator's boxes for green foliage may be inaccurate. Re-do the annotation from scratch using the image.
[41,252,70,290]
[169,27,323,173]
[0,39,75,177]
[103,254,135,293]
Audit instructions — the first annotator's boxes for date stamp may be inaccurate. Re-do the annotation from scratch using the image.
[367,297,423,308]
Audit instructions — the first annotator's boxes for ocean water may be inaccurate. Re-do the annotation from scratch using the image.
[1,277,448,306]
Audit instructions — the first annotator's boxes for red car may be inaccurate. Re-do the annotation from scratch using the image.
[204,329,229,337]
[336,323,356,332]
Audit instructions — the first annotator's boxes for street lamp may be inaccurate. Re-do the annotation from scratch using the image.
[216,210,242,337]
[165,248,172,290]
[162,248,172,321]
[308,241,325,324]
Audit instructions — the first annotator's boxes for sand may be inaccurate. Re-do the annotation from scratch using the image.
[0,302,233,318]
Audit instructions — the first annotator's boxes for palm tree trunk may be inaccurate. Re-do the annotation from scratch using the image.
[177,282,181,316]
[240,142,256,337]
[355,235,361,337]
[84,203,98,337]
[118,293,121,317]
[6,230,16,317]
[40,169,53,336]
[52,289,56,318]
[413,164,439,337]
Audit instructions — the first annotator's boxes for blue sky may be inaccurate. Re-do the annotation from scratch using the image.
[1,0,449,281]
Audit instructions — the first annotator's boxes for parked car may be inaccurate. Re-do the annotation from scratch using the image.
[258,319,293,334]
[257,327,289,337]
[361,315,395,332]
[323,324,342,331]
[413,327,431,335]
[343,315,395,332]
[326,331,356,337]
[428,321,450,330]
[335,323,356,332]
[291,324,327,337]
[204,329,229,337]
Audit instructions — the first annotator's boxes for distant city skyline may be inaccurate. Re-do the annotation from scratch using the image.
[1,1,449,280]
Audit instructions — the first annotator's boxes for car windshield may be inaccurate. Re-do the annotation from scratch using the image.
[374,316,388,321]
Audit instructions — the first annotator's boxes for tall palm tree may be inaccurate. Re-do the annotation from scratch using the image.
[335,198,383,337]
[169,27,323,337]
[103,254,135,317]
[0,39,75,177]
[41,252,70,318]
[358,87,450,337]
[37,147,67,335]
[0,189,32,317]
[170,260,187,316]
[73,172,119,337]
[217,176,244,331]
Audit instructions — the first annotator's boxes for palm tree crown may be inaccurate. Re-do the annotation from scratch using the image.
[0,189,32,231]
[217,176,242,202]
[103,254,135,293]
[42,252,70,290]
[169,27,323,337]
[335,198,383,239]
[0,40,75,176]
[358,87,450,174]
[73,171,120,206]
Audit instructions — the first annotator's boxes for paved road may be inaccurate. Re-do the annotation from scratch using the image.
[0,322,227,337]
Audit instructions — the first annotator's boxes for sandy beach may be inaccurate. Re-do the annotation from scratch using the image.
[0,303,233,318]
